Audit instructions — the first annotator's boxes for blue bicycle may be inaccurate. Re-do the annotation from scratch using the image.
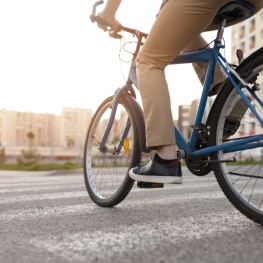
[84,1,263,225]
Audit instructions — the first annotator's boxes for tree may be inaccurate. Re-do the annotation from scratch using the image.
[26,131,35,148]
[0,147,6,164]
[67,137,75,148]
[17,131,40,164]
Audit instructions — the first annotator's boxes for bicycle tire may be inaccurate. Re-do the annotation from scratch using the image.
[210,53,263,225]
[83,95,141,207]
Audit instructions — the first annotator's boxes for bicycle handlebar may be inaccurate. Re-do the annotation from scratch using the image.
[91,0,104,17]
[90,1,111,27]
[90,0,147,40]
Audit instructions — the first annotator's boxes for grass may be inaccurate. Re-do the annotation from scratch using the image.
[0,162,82,171]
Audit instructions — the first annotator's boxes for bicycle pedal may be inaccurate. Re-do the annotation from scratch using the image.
[223,117,240,139]
[137,182,164,189]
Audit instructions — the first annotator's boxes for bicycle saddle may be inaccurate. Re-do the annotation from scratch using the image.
[214,1,254,24]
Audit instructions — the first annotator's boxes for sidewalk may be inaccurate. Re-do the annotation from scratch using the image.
[0,169,83,177]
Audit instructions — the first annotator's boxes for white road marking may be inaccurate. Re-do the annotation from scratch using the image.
[0,190,225,221]
[0,182,220,204]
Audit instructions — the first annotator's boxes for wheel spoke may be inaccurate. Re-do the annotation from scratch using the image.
[83,96,141,207]
[210,61,263,224]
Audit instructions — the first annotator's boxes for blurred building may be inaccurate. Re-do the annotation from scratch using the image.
[60,107,92,147]
[0,110,60,147]
[231,10,263,136]
[231,10,263,88]
[0,107,92,148]
[178,105,191,140]
[177,98,214,139]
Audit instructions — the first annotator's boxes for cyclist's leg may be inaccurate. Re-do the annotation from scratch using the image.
[182,35,227,96]
[130,0,231,183]
[135,0,228,150]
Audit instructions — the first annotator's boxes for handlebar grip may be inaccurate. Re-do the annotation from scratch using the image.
[89,15,111,27]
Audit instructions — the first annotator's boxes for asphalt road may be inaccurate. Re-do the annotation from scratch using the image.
[0,168,263,263]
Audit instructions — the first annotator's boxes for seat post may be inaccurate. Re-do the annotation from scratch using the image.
[215,18,227,46]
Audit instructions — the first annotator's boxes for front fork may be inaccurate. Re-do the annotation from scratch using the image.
[99,83,136,153]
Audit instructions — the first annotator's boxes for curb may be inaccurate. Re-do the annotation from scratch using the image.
[0,169,83,177]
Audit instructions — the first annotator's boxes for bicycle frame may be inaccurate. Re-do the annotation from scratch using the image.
[99,21,263,160]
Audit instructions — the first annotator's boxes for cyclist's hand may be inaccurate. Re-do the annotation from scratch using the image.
[97,12,120,32]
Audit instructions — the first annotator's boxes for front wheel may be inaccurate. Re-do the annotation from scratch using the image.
[210,54,263,225]
[83,96,142,207]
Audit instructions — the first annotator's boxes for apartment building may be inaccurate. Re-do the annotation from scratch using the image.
[0,110,60,147]
[178,105,191,140]
[231,10,263,90]
[0,107,92,148]
[60,107,92,147]
[231,10,263,137]
[177,98,214,139]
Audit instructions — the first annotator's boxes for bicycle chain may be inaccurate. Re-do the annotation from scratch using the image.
[224,134,263,179]
[223,134,263,142]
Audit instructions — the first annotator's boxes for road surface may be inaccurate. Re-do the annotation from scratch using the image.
[0,168,262,263]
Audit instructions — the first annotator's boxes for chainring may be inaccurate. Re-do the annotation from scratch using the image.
[185,157,212,176]
[185,126,212,176]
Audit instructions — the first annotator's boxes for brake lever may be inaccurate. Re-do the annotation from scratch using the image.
[109,31,122,39]
[108,24,123,39]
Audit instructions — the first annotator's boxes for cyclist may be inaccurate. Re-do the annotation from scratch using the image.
[96,0,263,184]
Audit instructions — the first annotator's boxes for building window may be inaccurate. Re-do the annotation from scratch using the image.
[240,26,245,39]
[240,42,245,53]
[232,30,238,40]
[250,122,255,135]
[249,19,255,32]
[250,35,255,50]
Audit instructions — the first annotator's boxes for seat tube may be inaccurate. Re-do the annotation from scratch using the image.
[188,53,217,152]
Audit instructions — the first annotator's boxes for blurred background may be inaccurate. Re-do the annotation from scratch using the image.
[2,0,260,168]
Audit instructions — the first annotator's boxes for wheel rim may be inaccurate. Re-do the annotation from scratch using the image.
[216,64,263,216]
[85,100,135,200]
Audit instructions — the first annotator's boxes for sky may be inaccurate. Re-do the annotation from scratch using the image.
[0,0,231,119]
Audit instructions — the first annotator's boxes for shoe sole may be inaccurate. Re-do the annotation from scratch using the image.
[129,169,182,184]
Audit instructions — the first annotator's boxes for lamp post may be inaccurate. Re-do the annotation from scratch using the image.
[50,114,54,162]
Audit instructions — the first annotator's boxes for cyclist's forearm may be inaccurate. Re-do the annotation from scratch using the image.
[102,0,122,18]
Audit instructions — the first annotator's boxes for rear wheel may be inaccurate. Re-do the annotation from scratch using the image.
[210,55,263,225]
[83,96,141,207]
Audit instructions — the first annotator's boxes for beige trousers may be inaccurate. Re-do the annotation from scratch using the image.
[136,0,263,149]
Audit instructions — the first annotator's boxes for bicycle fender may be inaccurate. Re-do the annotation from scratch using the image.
[207,46,263,126]
[122,93,151,153]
